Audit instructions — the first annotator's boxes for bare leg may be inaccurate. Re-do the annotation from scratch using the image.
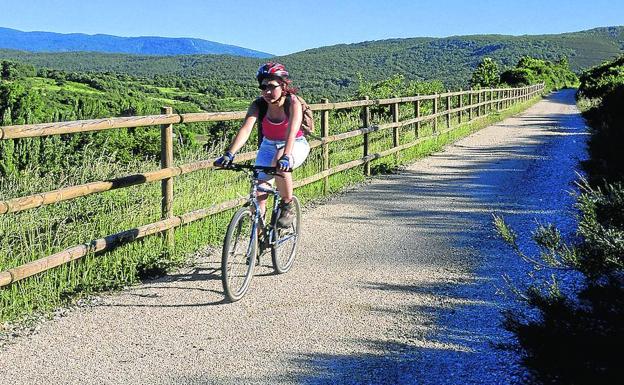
[275,172,293,202]
[255,182,271,244]
[273,148,293,202]
[256,182,271,216]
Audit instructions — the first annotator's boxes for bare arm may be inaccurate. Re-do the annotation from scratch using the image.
[283,95,303,157]
[227,102,259,154]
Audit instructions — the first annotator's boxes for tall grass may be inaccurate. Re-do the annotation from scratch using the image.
[0,94,540,323]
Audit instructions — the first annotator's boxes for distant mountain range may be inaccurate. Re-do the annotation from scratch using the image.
[0,27,272,57]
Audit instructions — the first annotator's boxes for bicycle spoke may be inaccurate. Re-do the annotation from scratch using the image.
[272,196,301,274]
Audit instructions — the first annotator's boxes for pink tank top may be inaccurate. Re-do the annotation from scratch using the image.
[262,107,304,140]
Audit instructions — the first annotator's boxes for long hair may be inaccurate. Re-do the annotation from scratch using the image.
[281,78,299,95]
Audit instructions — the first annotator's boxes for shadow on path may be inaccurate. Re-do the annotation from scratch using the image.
[292,89,587,385]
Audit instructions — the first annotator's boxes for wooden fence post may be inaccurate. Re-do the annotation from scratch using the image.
[469,89,473,121]
[414,97,420,138]
[483,90,487,114]
[161,106,174,251]
[502,89,506,109]
[433,95,438,132]
[321,98,330,194]
[446,90,451,129]
[481,90,486,116]
[363,96,371,176]
[392,101,400,162]
[458,89,462,124]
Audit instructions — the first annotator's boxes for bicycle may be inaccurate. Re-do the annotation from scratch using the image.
[216,164,301,302]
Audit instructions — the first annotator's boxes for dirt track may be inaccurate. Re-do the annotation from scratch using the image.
[0,89,588,384]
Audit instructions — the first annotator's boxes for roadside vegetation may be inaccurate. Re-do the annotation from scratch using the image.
[495,55,624,384]
[471,55,579,90]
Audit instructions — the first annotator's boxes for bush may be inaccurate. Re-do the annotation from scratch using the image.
[495,181,624,385]
[577,56,624,99]
[578,55,624,184]
[500,56,578,92]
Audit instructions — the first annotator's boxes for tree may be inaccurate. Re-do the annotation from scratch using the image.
[470,58,500,88]
[500,56,578,91]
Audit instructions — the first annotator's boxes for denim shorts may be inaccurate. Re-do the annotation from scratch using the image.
[255,137,310,182]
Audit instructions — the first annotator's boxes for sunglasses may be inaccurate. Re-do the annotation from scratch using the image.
[259,83,281,91]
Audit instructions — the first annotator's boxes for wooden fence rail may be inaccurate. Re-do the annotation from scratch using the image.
[0,83,544,287]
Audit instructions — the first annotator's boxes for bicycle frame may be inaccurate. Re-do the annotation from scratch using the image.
[219,164,291,250]
[247,169,282,249]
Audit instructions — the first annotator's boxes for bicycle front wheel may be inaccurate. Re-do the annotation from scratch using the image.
[271,196,301,274]
[222,207,257,302]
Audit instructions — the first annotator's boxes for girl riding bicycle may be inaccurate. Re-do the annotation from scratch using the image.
[214,62,310,228]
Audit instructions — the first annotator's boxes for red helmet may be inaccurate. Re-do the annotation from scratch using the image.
[256,62,289,83]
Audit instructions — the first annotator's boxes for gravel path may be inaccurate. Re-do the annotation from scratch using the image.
[0,89,587,384]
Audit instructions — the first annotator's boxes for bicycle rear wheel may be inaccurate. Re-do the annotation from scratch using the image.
[271,195,301,274]
[222,207,257,302]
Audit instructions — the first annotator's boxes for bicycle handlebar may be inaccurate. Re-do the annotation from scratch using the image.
[214,164,293,174]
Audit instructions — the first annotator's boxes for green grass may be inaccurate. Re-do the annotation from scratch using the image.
[26,77,103,94]
[0,93,541,323]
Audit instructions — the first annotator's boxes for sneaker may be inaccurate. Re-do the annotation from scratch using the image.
[277,200,295,228]
[258,232,270,255]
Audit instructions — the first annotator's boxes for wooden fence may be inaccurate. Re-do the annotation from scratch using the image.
[0,83,544,288]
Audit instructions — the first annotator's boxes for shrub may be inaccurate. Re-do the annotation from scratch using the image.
[470,57,500,88]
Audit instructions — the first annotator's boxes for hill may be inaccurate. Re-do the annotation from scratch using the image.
[0,26,623,100]
[279,26,623,93]
[0,27,272,58]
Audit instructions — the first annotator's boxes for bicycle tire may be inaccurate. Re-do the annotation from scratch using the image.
[271,195,301,274]
[222,207,257,302]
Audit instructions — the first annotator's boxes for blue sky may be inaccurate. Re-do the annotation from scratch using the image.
[1,0,622,55]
